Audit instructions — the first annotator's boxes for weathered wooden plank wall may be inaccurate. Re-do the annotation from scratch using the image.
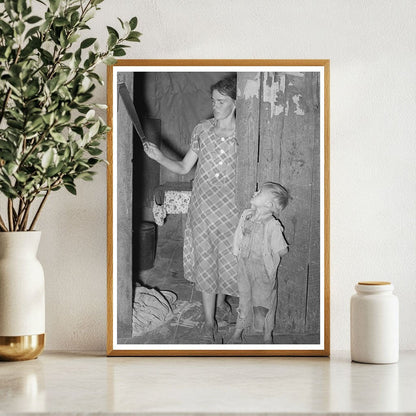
[236,72,260,210]
[236,72,320,335]
[116,72,134,338]
[305,72,321,334]
[257,73,285,187]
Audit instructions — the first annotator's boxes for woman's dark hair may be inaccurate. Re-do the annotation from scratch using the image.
[210,75,237,100]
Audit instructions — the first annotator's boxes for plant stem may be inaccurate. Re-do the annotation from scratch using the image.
[0,214,8,232]
[0,88,12,125]
[15,199,28,231]
[7,199,14,231]
[29,189,50,231]
[20,199,32,231]
[14,199,22,231]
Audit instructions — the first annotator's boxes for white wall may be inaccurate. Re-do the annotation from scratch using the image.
[38,0,416,351]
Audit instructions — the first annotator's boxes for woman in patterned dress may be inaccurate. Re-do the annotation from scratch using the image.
[144,76,239,343]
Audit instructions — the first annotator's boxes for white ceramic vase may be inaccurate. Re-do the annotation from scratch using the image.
[0,231,45,361]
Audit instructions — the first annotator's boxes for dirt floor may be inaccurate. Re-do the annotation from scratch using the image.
[118,214,319,346]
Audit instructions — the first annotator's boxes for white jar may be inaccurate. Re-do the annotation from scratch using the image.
[350,281,399,364]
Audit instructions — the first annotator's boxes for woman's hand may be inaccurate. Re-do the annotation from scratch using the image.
[143,141,198,174]
[143,141,163,163]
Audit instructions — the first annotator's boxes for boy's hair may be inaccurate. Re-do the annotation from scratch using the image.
[262,182,290,214]
[210,75,237,100]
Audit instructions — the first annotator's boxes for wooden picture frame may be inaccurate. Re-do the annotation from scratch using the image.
[107,60,330,356]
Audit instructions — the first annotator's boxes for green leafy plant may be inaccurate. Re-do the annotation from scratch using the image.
[0,0,140,231]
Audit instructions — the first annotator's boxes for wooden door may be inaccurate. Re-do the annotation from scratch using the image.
[236,72,321,337]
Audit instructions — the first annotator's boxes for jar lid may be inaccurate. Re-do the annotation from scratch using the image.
[358,281,391,285]
[355,281,394,293]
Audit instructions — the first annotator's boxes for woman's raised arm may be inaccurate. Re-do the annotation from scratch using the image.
[143,142,198,175]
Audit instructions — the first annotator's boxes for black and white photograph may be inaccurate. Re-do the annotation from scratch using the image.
[107,61,329,356]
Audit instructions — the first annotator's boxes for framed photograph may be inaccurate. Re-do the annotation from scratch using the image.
[107,60,330,356]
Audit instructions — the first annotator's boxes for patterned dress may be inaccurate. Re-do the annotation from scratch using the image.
[183,119,239,296]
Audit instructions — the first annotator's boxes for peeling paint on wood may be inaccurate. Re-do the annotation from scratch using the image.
[262,72,285,117]
[240,73,260,99]
[292,94,305,115]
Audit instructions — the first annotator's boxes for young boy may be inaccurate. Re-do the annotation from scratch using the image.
[230,182,289,344]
